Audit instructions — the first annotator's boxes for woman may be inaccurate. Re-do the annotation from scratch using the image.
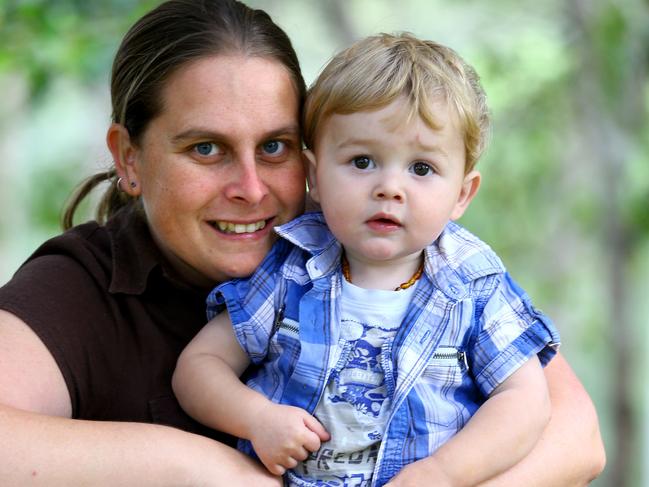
[0,0,604,485]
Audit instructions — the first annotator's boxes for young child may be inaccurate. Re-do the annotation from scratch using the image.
[173,33,560,487]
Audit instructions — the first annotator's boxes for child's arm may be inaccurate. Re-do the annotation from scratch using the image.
[477,354,605,486]
[386,355,550,487]
[172,312,330,476]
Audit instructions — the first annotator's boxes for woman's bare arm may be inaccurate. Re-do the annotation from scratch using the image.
[0,309,281,487]
[478,353,606,487]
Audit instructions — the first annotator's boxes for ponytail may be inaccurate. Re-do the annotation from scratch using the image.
[61,169,133,230]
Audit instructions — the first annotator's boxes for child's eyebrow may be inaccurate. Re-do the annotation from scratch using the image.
[335,136,376,149]
[335,136,449,157]
[413,141,449,157]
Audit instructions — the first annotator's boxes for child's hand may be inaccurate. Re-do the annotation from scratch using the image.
[249,403,330,476]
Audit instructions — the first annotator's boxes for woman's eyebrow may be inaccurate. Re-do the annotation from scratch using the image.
[171,124,300,144]
[263,124,301,139]
[170,129,223,144]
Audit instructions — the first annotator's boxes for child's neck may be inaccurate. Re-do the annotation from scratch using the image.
[342,252,424,291]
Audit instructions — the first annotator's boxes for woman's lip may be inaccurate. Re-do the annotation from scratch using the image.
[207,217,275,237]
[215,219,267,234]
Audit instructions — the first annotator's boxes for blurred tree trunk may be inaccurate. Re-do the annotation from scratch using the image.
[566,1,648,485]
[321,0,357,45]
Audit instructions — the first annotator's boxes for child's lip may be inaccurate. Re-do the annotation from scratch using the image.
[366,212,402,226]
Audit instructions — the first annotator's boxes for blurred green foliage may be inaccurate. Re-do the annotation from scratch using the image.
[0,0,159,97]
[0,0,648,485]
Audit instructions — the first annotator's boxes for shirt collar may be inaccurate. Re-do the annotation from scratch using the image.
[275,212,342,280]
[424,221,505,300]
[276,213,505,300]
[106,205,162,295]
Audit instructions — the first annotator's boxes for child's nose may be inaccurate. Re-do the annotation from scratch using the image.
[372,177,404,202]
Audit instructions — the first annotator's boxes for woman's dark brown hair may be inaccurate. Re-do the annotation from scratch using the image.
[62,0,305,229]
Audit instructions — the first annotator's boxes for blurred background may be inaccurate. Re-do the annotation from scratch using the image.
[1,0,647,485]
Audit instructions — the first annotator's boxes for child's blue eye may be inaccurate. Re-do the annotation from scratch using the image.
[262,140,285,155]
[411,161,433,176]
[351,156,374,170]
[194,142,219,156]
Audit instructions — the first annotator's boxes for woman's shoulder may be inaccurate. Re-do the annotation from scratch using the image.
[19,206,160,293]
[0,209,201,423]
[0,219,116,324]
[32,220,111,270]
[0,223,119,408]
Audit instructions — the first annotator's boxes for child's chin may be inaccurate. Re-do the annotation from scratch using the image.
[359,247,401,262]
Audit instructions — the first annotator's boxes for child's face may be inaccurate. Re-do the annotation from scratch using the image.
[306,96,480,266]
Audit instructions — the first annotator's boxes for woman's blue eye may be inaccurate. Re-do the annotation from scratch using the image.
[411,161,433,176]
[351,156,374,170]
[262,140,285,155]
[195,142,219,156]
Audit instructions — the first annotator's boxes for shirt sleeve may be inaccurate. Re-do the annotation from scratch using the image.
[0,254,116,417]
[206,240,290,364]
[469,272,561,397]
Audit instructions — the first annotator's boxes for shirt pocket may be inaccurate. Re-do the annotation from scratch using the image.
[268,313,300,352]
[422,346,468,381]
[266,317,302,384]
[418,346,470,428]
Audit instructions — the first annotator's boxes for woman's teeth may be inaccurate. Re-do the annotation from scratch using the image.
[215,220,266,234]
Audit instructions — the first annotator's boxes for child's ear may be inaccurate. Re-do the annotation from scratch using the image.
[450,170,481,220]
[303,149,320,204]
[106,123,142,196]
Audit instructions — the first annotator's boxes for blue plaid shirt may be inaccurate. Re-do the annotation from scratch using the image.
[207,212,560,487]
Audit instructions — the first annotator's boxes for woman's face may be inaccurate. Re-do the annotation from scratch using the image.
[125,55,305,286]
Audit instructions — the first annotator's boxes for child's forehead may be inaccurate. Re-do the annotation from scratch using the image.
[323,94,461,134]
[312,97,464,157]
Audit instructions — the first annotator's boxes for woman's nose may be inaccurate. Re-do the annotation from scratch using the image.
[223,158,269,204]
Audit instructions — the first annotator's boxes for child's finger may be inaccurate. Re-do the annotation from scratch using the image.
[283,457,299,469]
[265,461,286,476]
[301,431,321,454]
[290,446,310,462]
[303,414,330,441]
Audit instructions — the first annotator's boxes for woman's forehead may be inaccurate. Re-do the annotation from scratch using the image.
[148,55,301,143]
[163,54,297,99]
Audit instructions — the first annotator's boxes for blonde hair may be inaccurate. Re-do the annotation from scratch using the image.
[303,33,490,172]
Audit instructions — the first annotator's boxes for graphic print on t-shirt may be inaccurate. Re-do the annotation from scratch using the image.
[292,281,416,486]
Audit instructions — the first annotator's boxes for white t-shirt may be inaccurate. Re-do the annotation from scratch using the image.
[292,279,417,486]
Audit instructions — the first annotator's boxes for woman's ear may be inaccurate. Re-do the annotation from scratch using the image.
[303,149,320,204]
[106,123,142,196]
[450,170,481,221]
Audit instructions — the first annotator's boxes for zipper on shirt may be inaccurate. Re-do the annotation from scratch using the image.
[270,304,300,339]
[431,347,469,371]
[280,320,299,334]
[269,304,285,341]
